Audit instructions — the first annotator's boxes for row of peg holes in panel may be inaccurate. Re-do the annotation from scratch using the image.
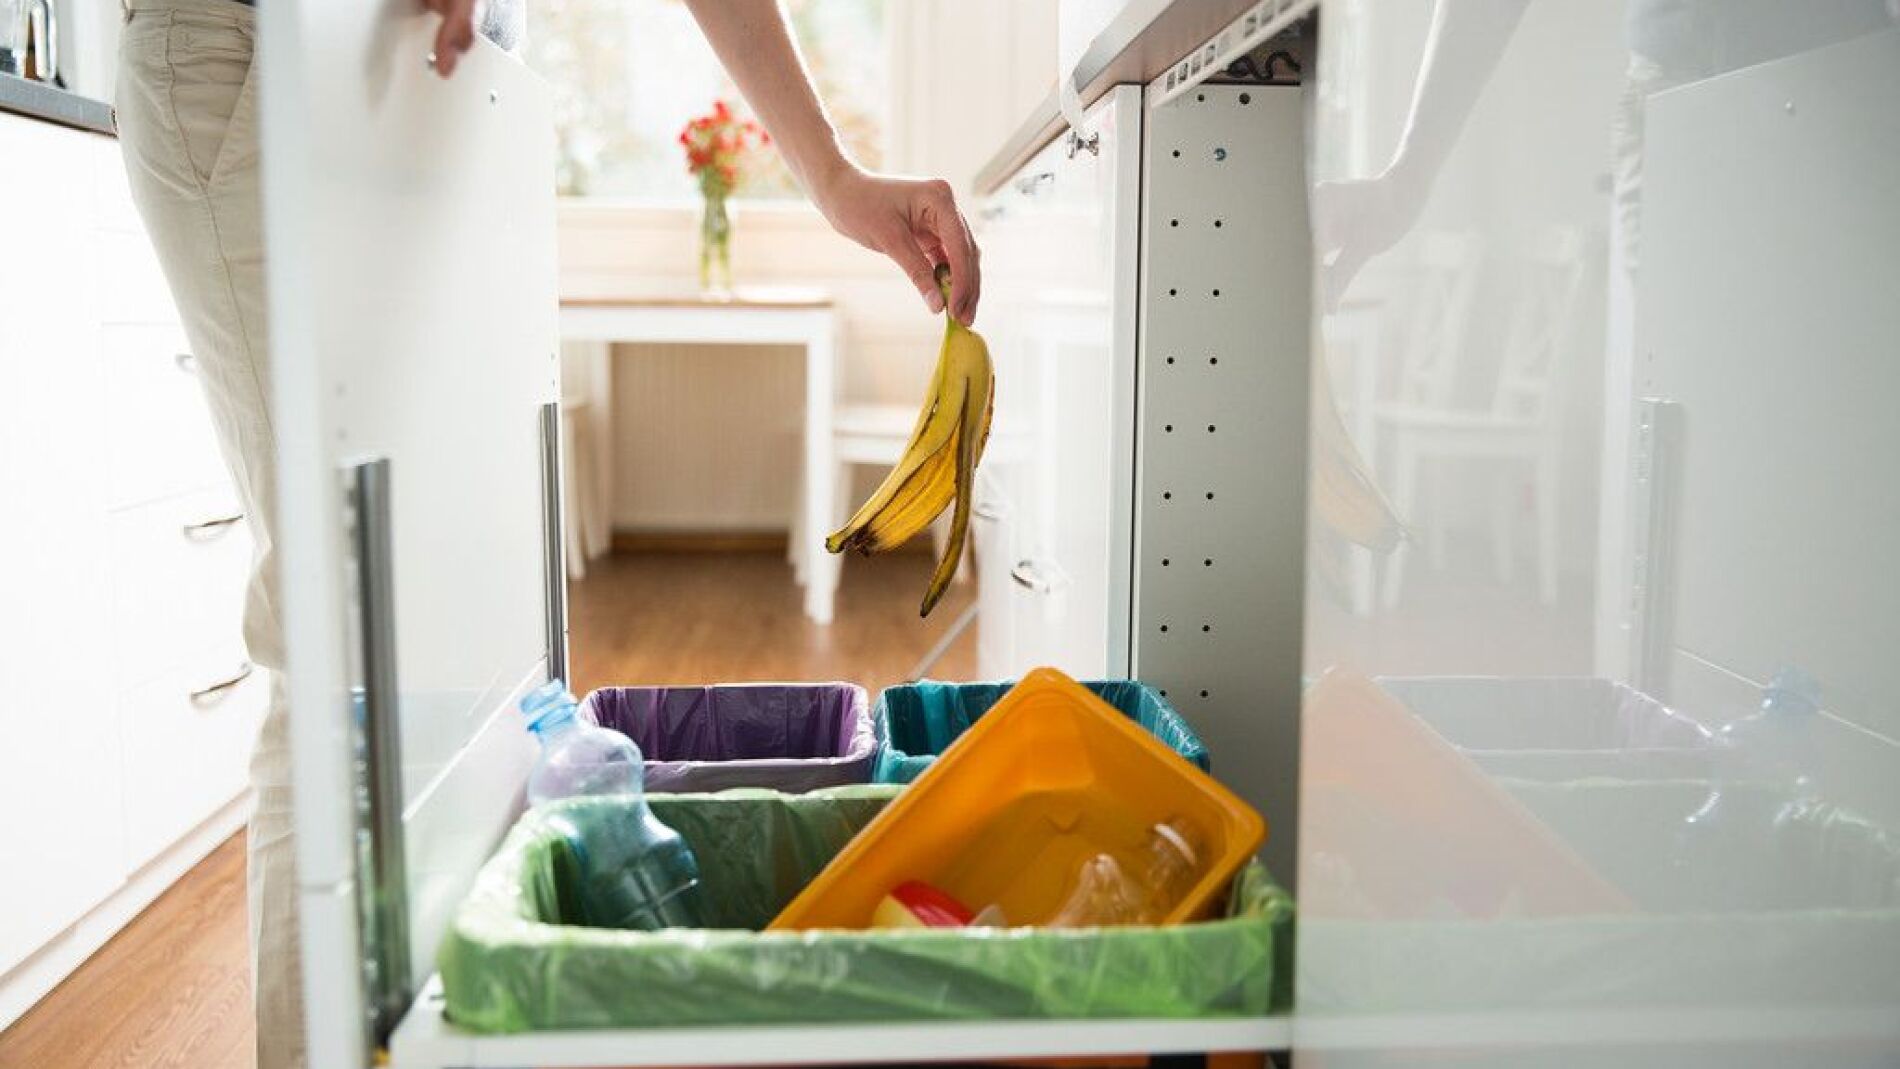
[1153,88,1244,711]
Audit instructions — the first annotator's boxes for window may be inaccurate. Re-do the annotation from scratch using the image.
[525,0,887,200]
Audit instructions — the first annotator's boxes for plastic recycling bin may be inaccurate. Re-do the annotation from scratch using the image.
[580,683,875,793]
[874,678,1210,784]
[438,786,1293,1032]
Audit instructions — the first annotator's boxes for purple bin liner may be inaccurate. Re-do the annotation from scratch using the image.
[578,683,875,794]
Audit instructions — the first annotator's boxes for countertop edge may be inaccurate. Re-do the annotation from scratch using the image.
[972,0,1261,197]
[0,75,116,137]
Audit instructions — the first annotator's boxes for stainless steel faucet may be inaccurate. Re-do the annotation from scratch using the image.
[2,0,58,83]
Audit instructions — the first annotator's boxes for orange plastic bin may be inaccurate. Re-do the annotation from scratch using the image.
[770,667,1266,931]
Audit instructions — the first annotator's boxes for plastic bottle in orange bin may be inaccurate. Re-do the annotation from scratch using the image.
[1047,819,1204,927]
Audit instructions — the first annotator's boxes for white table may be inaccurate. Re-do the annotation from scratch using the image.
[559,290,841,624]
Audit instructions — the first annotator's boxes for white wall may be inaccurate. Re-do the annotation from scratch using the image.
[564,0,1056,535]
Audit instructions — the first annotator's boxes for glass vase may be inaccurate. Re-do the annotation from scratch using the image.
[699,191,733,296]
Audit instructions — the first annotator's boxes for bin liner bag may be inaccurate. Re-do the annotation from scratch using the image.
[439,786,1293,1032]
[582,683,876,793]
[875,680,1211,784]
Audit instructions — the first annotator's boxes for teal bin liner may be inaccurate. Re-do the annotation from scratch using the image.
[439,786,1293,1032]
[874,679,1211,784]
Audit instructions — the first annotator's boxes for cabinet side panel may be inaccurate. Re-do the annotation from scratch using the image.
[1133,85,1310,884]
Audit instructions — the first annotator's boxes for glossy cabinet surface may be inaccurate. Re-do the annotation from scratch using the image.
[0,114,255,993]
[262,7,558,1063]
[1300,6,1899,1064]
[975,86,1140,681]
[0,114,124,978]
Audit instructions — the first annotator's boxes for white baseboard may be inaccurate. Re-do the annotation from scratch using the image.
[0,792,251,1032]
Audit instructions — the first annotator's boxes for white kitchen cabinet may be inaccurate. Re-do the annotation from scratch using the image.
[103,324,230,510]
[0,110,257,1028]
[975,86,1141,682]
[0,108,124,982]
[117,648,265,870]
[257,3,1320,1063]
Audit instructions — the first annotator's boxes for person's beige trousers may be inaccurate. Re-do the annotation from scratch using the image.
[116,1,305,1066]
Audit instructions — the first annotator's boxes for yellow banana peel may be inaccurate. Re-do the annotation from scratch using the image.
[826,266,995,617]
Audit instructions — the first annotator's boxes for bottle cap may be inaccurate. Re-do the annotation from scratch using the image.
[1762,666,1822,716]
[520,679,578,732]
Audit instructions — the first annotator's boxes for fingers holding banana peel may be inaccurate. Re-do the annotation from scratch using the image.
[825,266,995,616]
[421,0,480,77]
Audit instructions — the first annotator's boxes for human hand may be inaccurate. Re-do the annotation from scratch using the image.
[1312,167,1425,311]
[420,0,479,78]
[812,165,982,325]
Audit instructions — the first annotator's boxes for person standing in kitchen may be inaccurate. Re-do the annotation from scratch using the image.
[113,0,982,1065]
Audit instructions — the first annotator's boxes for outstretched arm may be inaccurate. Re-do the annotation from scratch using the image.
[1314,0,1533,306]
[683,0,981,324]
[422,0,983,323]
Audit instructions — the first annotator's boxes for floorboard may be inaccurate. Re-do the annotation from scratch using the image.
[568,549,980,695]
[0,835,252,1069]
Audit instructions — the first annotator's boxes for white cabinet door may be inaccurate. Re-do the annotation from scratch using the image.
[976,87,1141,681]
[262,7,556,1063]
[118,643,266,870]
[0,116,126,974]
[103,323,230,510]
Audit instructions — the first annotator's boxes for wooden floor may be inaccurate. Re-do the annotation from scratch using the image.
[0,834,252,1069]
[569,548,979,696]
[0,551,978,1068]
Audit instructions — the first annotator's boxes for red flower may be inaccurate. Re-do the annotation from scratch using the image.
[713,98,731,120]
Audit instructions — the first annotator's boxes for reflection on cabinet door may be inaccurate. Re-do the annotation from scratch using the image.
[972,468,1018,680]
[977,86,1140,681]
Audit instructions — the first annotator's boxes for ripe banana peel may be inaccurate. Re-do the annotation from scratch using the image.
[1311,368,1404,552]
[826,266,994,617]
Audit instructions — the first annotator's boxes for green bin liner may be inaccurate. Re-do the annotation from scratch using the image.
[874,679,1211,784]
[439,786,1293,1032]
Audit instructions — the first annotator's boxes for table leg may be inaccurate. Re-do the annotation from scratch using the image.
[802,314,840,625]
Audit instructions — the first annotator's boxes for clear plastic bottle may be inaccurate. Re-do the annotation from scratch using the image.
[520,681,639,803]
[1137,818,1204,921]
[1047,819,1205,927]
[1717,666,1824,789]
[520,681,706,930]
[1678,668,1826,889]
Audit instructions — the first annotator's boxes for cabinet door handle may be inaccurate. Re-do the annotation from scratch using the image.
[1011,559,1071,595]
[182,512,245,538]
[972,498,1007,522]
[189,661,254,704]
[175,352,198,374]
[1014,171,1055,196]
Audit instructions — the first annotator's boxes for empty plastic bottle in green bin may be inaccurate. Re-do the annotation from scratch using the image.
[520,681,706,930]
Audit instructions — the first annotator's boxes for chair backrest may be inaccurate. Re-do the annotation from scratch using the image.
[1491,226,1589,424]
[1392,231,1485,411]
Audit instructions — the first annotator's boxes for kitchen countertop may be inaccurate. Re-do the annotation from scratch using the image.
[973,0,1254,196]
[972,0,1318,196]
[0,74,114,136]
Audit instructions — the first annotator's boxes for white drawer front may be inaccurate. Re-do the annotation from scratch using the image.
[98,229,180,326]
[93,138,145,235]
[105,324,230,510]
[117,649,265,871]
[109,489,253,691]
